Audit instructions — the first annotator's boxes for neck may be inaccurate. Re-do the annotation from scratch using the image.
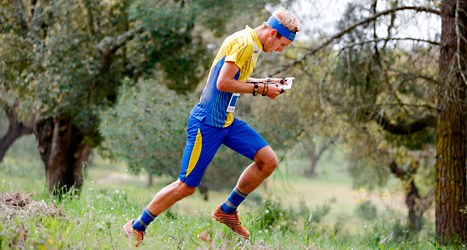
[254,25,269,49]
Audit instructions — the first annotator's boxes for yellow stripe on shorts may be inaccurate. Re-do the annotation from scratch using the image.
[186,128,202,177]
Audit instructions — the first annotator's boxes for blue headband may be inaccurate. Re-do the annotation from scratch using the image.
[267,15,296,41]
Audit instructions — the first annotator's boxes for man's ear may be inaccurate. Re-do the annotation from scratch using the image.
[269,29,278,38]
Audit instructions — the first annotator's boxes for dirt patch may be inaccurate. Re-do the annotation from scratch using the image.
[0,191,66,249]
[0,191,65,219]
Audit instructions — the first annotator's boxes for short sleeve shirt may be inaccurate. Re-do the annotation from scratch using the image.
[190,26,263,128]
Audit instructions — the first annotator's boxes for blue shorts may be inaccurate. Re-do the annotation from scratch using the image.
[178,116,269,187]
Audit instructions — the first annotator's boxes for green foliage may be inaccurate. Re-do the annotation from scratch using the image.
[321,2,439,189]
[255,198,292,229]
[356,200,378,221]
[1,0,277,146]
[99,79,194,176]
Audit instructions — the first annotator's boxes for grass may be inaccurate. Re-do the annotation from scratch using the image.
[0,135,460,249]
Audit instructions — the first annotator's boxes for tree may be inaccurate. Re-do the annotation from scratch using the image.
[435,0,467,243]
[267,0,466,241]
[1,0,277,193]
[0,99,34,162]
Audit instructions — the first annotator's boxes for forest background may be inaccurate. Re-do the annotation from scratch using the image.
[1,0,467,248]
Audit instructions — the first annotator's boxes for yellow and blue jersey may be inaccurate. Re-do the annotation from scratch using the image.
[190,26,263,128]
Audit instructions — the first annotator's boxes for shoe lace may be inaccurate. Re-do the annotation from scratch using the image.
[221,211,242,227]
[134,230,144,241]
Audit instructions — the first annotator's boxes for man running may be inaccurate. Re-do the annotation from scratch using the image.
[123,9,300,247]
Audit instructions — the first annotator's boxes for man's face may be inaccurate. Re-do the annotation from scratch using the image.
[264,30,293,53]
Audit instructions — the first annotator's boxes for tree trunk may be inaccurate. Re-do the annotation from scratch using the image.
[148,174,153,186]
[389,160,434,232]
[198,184,209,201]
[34,117,92,194]
[0,100,34,162]
[307,156,319,177]
[436,0,467,244]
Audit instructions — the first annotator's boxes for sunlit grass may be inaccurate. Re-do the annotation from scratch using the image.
[0,137,450,249]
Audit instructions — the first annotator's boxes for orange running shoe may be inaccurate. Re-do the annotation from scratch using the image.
[122,219,145,247]
[213,206,250,238]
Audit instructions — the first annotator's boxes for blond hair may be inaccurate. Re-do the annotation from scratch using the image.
[264,9,300,33]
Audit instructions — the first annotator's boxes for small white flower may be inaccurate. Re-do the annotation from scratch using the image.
[92,181,95,184]
[265,229,269,233]
[269,225,273,229]
[293,221,297,225]
[279,212,283,216]
[111,207,114,210]
[258,230,262,233]
[364,225,367,228]
[125,169,128,172]
[265,210,270,214]
[115,189,120,193]
[89,188,93,190]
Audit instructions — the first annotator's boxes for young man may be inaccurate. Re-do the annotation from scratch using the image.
[123,9,300,247]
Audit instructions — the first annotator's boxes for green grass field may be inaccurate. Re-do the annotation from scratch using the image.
[0,134,456,249]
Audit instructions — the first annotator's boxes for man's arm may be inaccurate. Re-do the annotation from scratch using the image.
[217,61,283,99]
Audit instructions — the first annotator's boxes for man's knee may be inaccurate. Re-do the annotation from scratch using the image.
[175,180,197,198]
[254,147,279,176]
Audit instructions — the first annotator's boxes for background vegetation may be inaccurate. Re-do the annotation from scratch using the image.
[2,0,467,248]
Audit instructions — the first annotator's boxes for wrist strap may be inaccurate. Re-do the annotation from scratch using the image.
[253,83,258,96]
[262,83,268,96]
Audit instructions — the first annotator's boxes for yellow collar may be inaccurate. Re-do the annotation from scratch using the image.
[245,26,263,52]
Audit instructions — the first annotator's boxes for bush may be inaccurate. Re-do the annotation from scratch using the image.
[355,200,377,221]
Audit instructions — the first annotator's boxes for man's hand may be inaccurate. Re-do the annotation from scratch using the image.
[265,83,284,99]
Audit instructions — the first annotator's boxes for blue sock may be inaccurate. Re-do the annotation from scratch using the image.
[220,187,248,214]
[132,208,157,232]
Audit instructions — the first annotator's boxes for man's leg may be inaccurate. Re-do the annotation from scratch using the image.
[123,179,196,247]
[146,179,196,215]
[236,146,278,194]
[214,119,277,238]
[219,146,277,214]
[213,146,278,238]
[124,117,225,246]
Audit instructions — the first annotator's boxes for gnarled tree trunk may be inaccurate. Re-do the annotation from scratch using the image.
[34,117,92,194]
[389,160,434,232]
[0,100,34,162]
[435,0,467,244]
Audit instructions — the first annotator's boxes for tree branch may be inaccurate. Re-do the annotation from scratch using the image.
[84,0,98,44]
[97,25,144,56]
[271,6,441,76]
[96,25,144,74]
[8,0,31,37]
[374,113,437,134]
[336,37,440,50]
